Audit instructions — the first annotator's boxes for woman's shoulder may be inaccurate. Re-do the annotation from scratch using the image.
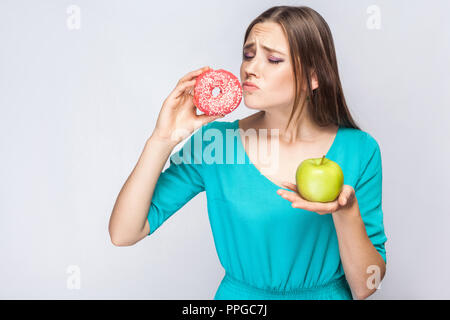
[335,127,383,188]
[339,126,380,150]
[200,119,238,136]
[338,127,382,176]
[192,119,238,148]
[204,119,237,129]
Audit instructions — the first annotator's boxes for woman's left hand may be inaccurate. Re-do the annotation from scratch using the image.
[277,182,355,215]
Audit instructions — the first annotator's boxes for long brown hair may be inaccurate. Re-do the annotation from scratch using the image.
[243,5,361,130]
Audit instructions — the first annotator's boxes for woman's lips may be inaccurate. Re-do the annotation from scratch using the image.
[243,84,259,92]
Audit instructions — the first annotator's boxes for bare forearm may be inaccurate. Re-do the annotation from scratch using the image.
[109,135,177,245]
[331,198,386,300]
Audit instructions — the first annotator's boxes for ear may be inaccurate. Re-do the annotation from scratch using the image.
[310,70,318,90]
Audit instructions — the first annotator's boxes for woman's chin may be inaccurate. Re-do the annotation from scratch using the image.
[244,105,262,112]
[242,100,264,111]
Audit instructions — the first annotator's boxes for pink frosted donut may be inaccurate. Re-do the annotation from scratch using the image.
[193,68,243,116]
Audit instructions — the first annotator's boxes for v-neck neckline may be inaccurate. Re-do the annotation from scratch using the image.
[233,119,341,191]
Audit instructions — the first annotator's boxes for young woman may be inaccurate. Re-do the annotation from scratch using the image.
[109,5,387,300]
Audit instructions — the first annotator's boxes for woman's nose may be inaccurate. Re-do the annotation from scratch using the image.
[244,58,259,78]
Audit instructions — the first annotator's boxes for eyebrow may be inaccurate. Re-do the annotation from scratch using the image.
[243,42,286,56]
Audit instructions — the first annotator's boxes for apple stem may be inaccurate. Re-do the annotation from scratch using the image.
[320,155,325,165]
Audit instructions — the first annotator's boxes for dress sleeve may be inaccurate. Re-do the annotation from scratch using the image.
[146,125,207,236]
[354,132,388,264]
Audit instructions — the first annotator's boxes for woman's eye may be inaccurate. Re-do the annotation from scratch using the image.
[242,53,283,64]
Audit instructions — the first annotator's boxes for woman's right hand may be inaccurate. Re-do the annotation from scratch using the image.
[151,66,224,147]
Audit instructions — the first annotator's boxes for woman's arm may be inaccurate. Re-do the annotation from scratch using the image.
[332,133,387,300]
[332,200,386,300]
[108,66,222,246]
[108,135,177,246]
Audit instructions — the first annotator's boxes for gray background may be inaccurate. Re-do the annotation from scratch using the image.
[1,0,449,299]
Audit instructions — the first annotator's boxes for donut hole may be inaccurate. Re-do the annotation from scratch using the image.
[212,87,221,98]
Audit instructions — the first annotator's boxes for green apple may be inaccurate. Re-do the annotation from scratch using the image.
[295,155,344,203]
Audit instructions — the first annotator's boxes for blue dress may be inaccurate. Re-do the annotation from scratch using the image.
[147,119,387,300]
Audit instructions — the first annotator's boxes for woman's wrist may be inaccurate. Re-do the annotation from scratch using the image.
[147,132,180,151]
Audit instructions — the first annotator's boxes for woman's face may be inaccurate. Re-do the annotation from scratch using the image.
[240,22,295,112]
